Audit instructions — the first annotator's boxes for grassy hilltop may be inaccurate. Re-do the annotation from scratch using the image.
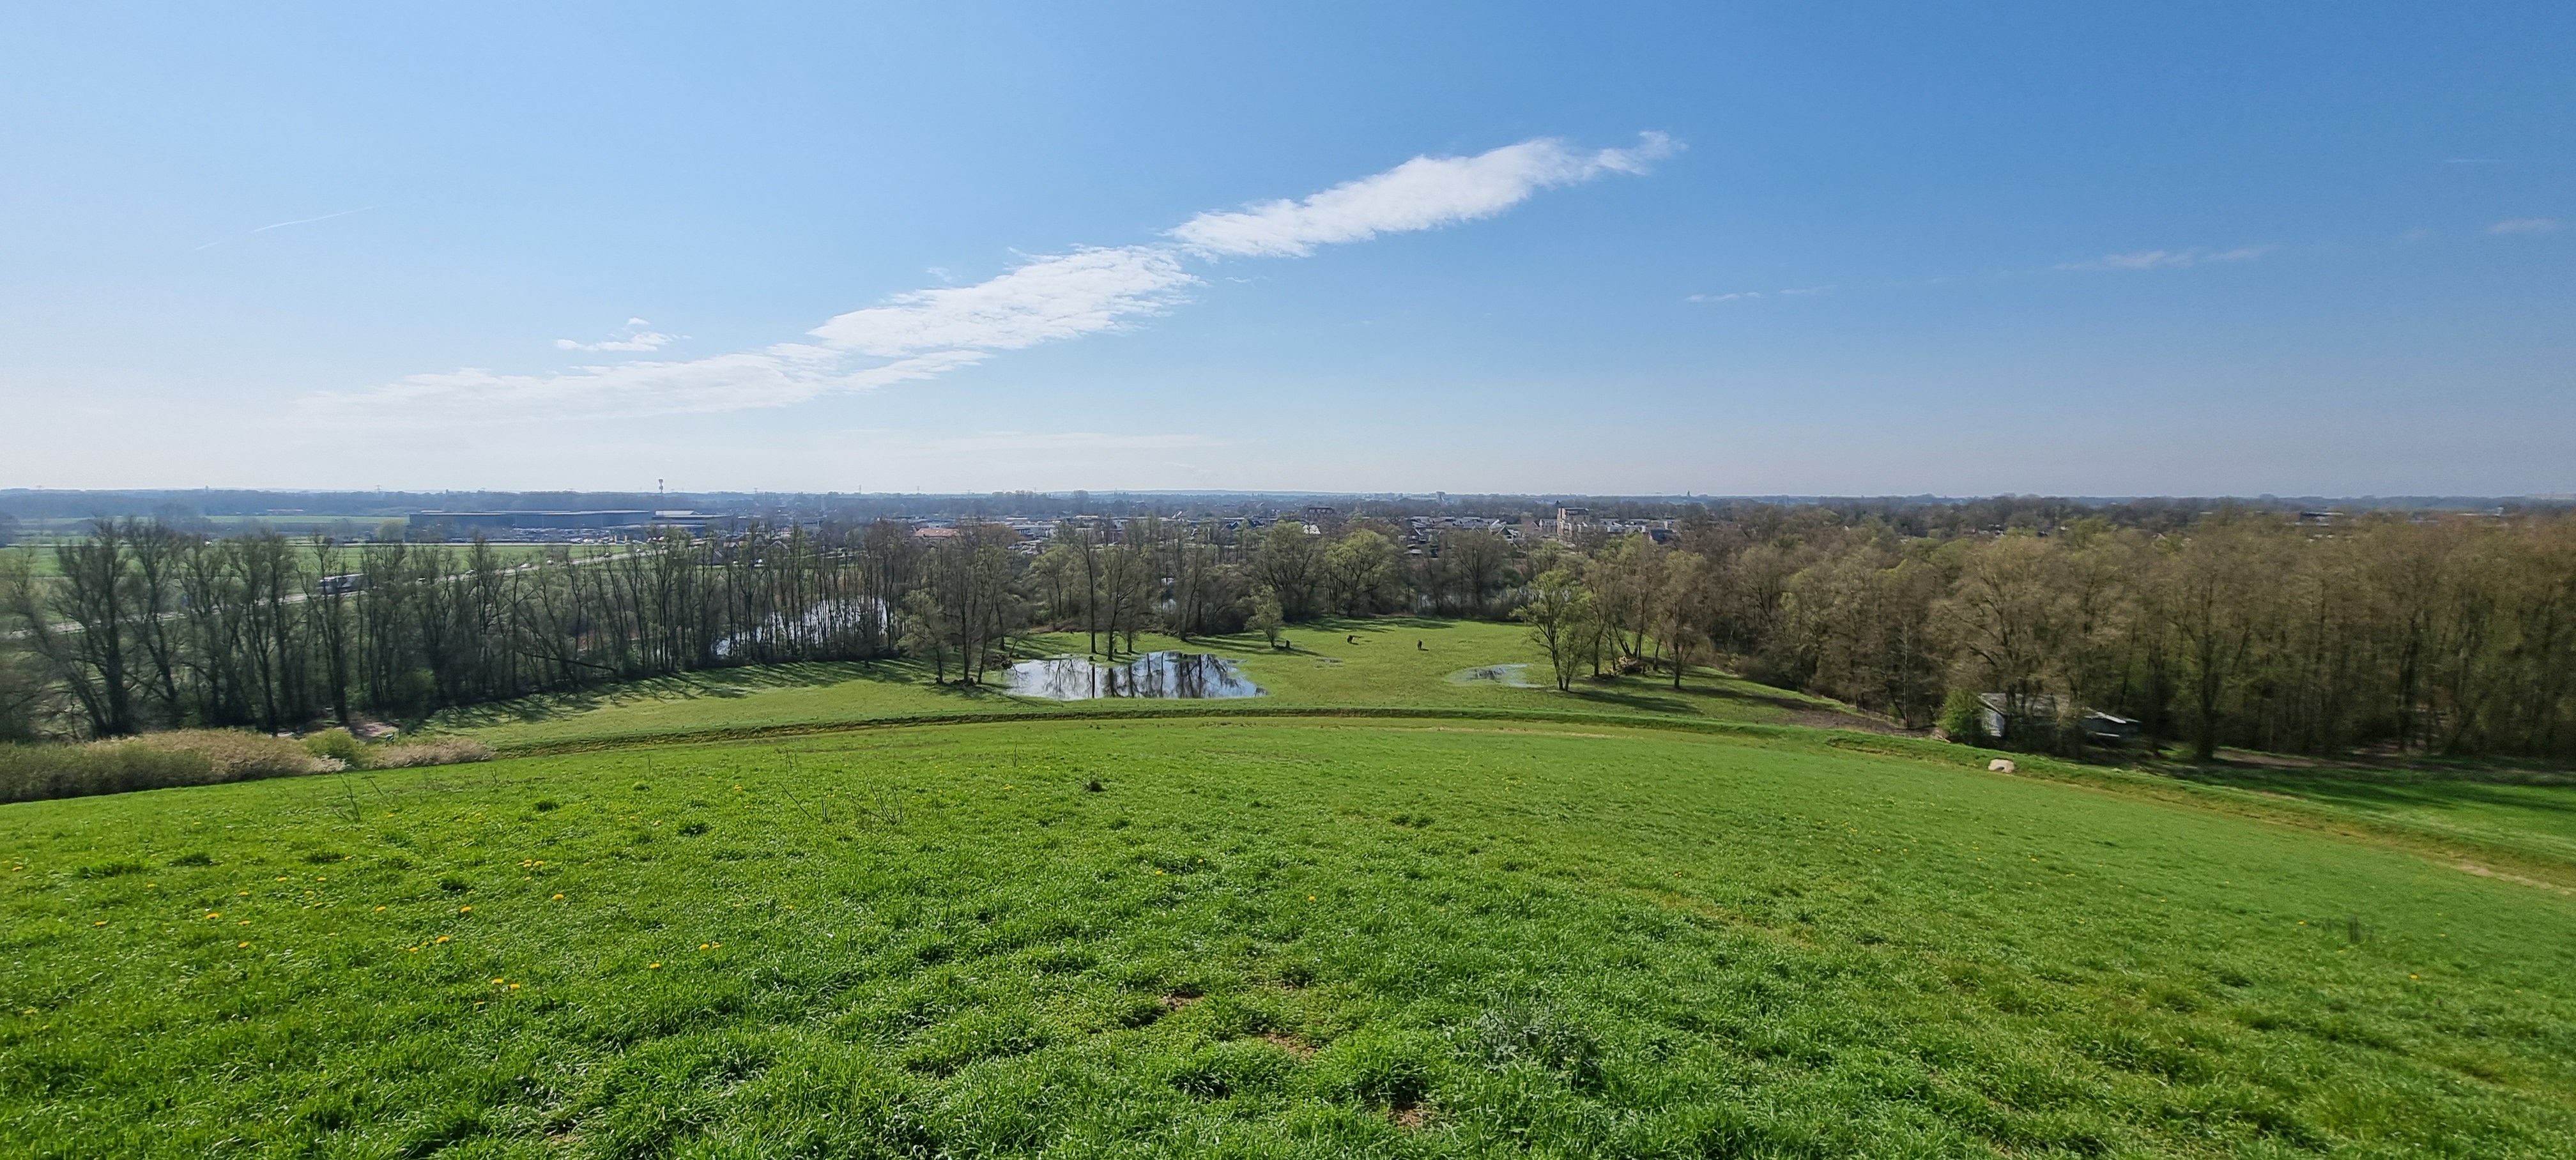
[5,627,2576,1157]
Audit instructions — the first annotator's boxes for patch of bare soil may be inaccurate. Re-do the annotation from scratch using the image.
[1256,1032,1315,1059]
[2456,861,2574,894]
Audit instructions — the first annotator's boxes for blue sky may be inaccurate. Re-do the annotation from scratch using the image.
[2,2,2569,496]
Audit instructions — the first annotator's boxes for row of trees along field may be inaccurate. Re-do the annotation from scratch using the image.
[4,506,2573,759]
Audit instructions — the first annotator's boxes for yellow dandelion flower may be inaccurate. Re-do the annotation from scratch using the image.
[238,920,250,926]
[206,912,220,919]
[93,920,107,927]
[236,941,250,948]
[509,983,521,989]
[699,943,710,950]
[238,890,249,896]
[374,906,387,912]
[435,935,450,943]
[459,906,471,913]
[1155,869,1165,875]
[491,977,505,984]
[647,962,662,970]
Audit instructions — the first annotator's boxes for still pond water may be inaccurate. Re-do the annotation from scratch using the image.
[1004,652,1264,700]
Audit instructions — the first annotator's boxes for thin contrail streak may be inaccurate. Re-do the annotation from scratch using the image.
[252,205,374,233]
[192,205,377,252]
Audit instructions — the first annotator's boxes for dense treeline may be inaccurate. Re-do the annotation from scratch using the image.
[2,520,916,738]
[1644,507,2576,759]
[6,507,2573,760]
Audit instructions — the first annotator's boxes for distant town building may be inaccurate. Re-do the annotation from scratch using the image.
[409,510,652,531]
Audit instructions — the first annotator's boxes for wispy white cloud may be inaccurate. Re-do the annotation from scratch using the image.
[1171,133,1675,258]
[2488,217,2561,235]
[312,348,986,425]
[313,134,1673,424]
[808,247,1197,357]
[2060,245,2272,271]
[555,317,678,353]
[1687,284,1831,303]
[916,430,1221,454]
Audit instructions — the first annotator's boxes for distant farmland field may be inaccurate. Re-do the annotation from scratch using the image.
[3,540,621,580]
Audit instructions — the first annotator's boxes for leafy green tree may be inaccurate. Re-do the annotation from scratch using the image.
[1938,687,1991,745]
[1247,586,1286,649]
[1323,528,1398,615]
[1514,569,1593,692]
[1252,521,1324,620]
[898,588,951,683]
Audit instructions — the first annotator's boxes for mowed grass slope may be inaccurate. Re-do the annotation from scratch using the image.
[436,618,1862,752]
[2176,768,2576,872]
[6,719,2575,1158]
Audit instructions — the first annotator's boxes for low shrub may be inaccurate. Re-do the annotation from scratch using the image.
[0,729,333,804]
[1938,688,1993,745]
[300,728,367,767]
[1,740,215,804]
[130,730,321,779]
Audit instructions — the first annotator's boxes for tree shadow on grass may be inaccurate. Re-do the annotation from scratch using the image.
[1350,616,1457,632]
[1561,687,1696,715]
[2173,767,2576,816]
[432,659,946,729]
[1574,671,1857,715]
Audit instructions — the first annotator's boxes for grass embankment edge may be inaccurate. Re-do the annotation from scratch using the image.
[469,701,2576,895]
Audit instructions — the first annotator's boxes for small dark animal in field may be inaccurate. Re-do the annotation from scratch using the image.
[1416,639,1425,650]
[1347,635,1359,644]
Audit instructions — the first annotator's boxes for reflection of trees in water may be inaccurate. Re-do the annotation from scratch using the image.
[712,598,886,660]
[1006,652,1260,699]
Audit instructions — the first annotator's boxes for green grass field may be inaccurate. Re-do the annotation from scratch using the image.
[436,620,1869,754]
[10,620,2576,1157]
[7,715,2576,1158]
[2165,764,2576,874]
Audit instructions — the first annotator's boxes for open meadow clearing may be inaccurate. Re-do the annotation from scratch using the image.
[6,717,2574,1158]
[433,620,1871,754]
